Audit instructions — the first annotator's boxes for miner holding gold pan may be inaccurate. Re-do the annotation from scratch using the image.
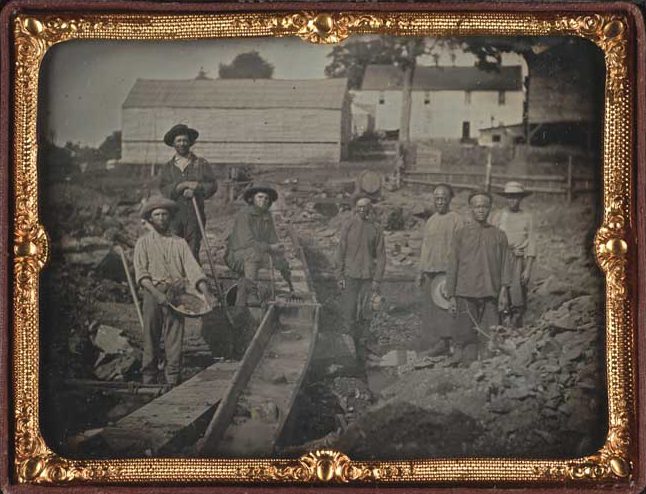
[133,196,216,388]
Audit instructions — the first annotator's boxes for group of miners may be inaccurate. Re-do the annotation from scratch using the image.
[132,123,536,387]
[133,124,293,387]
[334,181,535,368]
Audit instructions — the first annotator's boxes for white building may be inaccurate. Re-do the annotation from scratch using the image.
[121,78,350,166]
[351,65,525,141]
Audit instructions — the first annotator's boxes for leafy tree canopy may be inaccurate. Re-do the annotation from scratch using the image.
[325,37,460,89]
[219,50,274,79]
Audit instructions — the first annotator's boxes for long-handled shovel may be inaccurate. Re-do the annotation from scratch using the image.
[191,196,231,323]
[115,245,145,331]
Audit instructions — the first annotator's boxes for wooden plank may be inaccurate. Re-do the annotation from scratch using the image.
[402,178,479,190]
[206,304,319,456]
[100,361,239,456]
[198,305,277,454]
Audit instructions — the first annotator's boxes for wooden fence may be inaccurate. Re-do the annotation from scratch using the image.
[402,158,597,203]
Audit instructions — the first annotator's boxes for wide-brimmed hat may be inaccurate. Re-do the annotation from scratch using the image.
[163,124,199,147]
[141,196,178,219]
[497,181,532,198]
[243,183,278,204]
[430,274,451,310]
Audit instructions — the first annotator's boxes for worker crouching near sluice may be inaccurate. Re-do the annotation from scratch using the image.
[133,196,216,388]
[224,183,295,307]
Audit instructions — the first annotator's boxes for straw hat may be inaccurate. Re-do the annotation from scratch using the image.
[163,124,199,147]
[243,183,279,204]
[430,274,451,310]
[497,181,532,198]
[141,196,178,219]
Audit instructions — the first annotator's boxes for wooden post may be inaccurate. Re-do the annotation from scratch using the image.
[567,155,573,204]
[398,42,417,149]
[484,147,493,192]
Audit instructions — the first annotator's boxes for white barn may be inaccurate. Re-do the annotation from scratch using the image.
[351,65,524,141]
[121,78,350,166]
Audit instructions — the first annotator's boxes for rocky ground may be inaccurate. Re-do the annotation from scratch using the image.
[39,165,605,459]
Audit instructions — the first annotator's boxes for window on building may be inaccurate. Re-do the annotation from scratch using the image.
[424,92,430,105]
[462,121,470,139]
[464,91,471,105]
[492,134,502,143]
[379,92,385,105]
[498,90,506,105]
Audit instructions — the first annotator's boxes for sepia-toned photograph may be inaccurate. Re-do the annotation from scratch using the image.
[38,34,606,461]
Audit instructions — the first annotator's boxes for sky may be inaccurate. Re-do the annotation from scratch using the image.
[40,37,525,147]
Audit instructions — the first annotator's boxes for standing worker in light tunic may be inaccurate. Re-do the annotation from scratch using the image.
[416,184,463,356]
[225,183,294,307]
[133,197,216,387]
[446,191,511,364]
[159,124,218,261]
[490,181,536,328]
[336,197,386,369]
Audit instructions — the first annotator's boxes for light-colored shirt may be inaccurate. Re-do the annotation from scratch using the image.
[336,216,386,282]
[490,209,537,258]
[133,229,206,289]
[445,222,511,299]
[174,154,190,172]
[418,210,463,274]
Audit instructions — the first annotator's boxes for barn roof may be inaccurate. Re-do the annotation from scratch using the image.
[123,78,348,109]
[360,65,523,91]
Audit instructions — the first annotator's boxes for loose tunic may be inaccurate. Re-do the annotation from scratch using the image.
[490,209,536,258]
[490,209,536,309]
[336,216,386,282]
[445,222,511,299]
[418,210,463,345]
[418,211,463,274]
[445,221,511,348]
[159,153,217,259]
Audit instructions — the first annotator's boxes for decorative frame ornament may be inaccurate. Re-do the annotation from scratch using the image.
[4,2,644,489]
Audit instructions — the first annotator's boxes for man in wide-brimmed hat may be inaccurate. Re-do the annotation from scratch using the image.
[416,183,463,356]
[159,124,217,261]
[133,196,215,387]
[225,183,294,306]
[490,181,536,328]
[336,196,386,372]
[446,191,511,365]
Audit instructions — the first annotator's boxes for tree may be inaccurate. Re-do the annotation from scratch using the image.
[325,36,452,146]
[98,131,121,161]
[219,51,274,79]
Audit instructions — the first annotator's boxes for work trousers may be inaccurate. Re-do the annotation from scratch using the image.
[340,278,373,368]
[171,202,203,262]
[453,296,500,363]
[142,290,185,386]
[508,254,528,328]
[231,248,290,307]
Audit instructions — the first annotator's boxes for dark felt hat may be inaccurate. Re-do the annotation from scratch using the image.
[243,183,279,204]
[164,124,199,147]
[141,196,178,219]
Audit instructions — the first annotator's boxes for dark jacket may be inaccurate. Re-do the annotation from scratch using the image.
[159,153,217,223]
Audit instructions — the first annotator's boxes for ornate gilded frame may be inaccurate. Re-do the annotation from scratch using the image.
[4,1,644,490]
